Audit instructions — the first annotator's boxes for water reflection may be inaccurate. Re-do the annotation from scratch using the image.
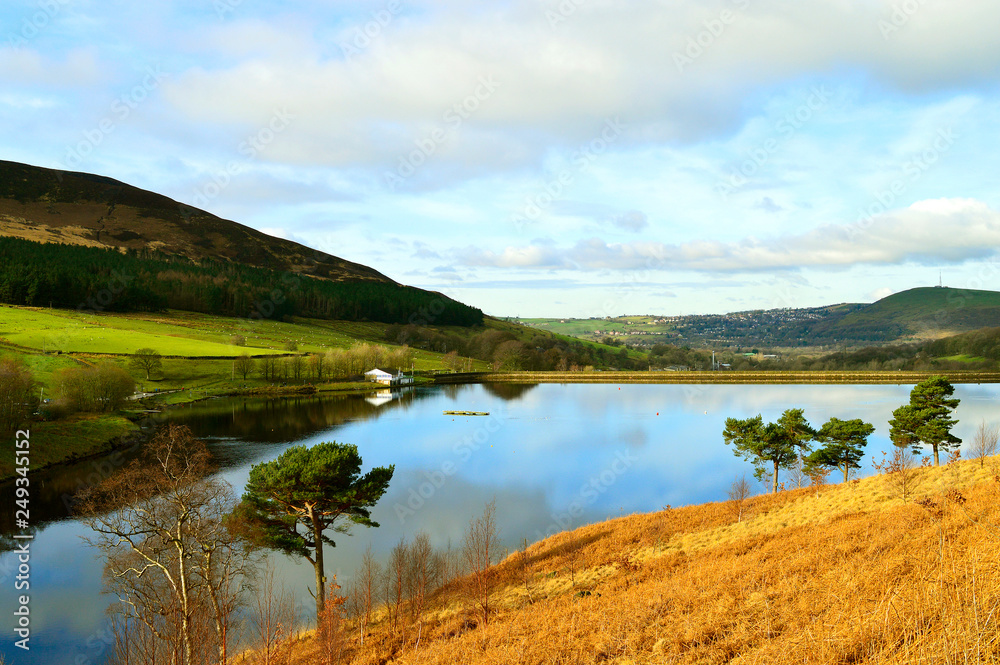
[167,386,427,445]
[2,382,999,665]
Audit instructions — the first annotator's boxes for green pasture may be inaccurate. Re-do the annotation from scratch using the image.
[0,414,137,479]
[0,307,402,357]
[0,307,285,356]
[940,354,988,364]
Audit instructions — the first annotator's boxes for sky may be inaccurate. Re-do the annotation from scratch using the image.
[2,0,1000,318]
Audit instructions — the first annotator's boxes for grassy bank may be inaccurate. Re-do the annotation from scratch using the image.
[257,455,1000,664]
[479,369,1000,384]
[0,413,138,479]
[0,305,491,479]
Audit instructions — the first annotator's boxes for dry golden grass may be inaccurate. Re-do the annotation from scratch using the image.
[245,456,1000,665]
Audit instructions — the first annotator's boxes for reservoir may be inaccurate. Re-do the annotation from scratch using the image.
[1,382,997,664]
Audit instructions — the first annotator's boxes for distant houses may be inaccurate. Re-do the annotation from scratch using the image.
[364,368,414,386]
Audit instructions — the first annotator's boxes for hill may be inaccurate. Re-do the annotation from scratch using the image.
[526,287,1000,348]
[828,286,1000,340]
[0,160,388,283]
[0,161,484,326]
[257,456,1000,665]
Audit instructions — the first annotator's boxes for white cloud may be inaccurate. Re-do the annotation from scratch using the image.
[153,1,1000,181]
[0,47,102,87]
[459,199,1000,272]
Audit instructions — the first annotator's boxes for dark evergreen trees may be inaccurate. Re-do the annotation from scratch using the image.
[723,409,815,493]
[231,442,393,623]
[805,417,876,481]
[0,236,483,326]
[889,376,961,465]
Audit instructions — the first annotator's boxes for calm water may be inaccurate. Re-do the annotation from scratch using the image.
[2,382,998,664]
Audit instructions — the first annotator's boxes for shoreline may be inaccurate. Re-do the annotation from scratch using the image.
[2,382,391,483]
[457,370,1000,385]
[8,370,995,482]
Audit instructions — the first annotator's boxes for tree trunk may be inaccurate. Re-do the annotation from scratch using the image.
[176,538,194,665]
[772,460,779,493]
[933,445,940,466]
[843,462,849,483]
[312,513,326,625]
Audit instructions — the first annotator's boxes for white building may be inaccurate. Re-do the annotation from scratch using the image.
[364,368,415,386]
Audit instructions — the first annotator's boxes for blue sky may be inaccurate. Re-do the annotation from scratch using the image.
[3,0,1000,318]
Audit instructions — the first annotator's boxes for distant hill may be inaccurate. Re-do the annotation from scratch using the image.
[829,287,1000,338]
[0,160,389,283]
[526,287,1000,348]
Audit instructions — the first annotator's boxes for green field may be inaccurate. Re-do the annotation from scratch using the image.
[0,306,336,356]
[521,316,677,340]
[0,413,138,478]
[0,306,500,479]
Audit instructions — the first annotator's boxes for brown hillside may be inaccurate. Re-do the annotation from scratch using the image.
[0,160,391,283]
[257,457,1000,664]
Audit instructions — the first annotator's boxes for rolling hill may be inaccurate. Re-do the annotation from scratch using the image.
[0,159,389,283]
[528,287,1000,348]
[828,286,1000,339]
[0,160,483,326]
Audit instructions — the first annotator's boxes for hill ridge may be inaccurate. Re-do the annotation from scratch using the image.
[0,159,391,284]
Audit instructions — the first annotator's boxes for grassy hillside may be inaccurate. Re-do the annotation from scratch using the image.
[787,326,1000,372]
[0,160,389,283]
[256,456,1000,665]
[526,287,1000,349]
[0,306,491,477]
[829,287,1000,340]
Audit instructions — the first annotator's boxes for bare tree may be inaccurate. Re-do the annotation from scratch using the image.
[79,424,253,665]
[728,474,753,523]
[355,544,381,645]
[407,532,440,622]
[250,561,295,665]
[463,499,500,626]
[785,455,807,489]
[234,353,255,381]
[317,576,348,665]
[873,447,920,500]
[129,348,162,380]
[291,354,304,381]
[260,355,278,382]
[386,538,408,635]
[515,537,535,604]
[58,362,134,412]
[970,420,999,468]
[0,358,35,434]
[310,353,326,382]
